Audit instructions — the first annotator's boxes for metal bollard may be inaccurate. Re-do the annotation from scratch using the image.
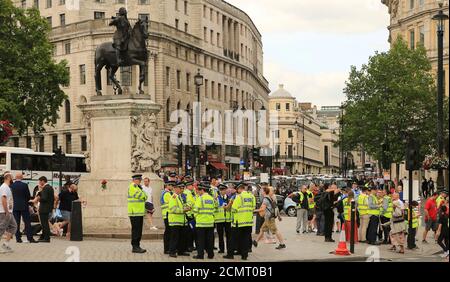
[70,200,83,241]
[350,200,355,254]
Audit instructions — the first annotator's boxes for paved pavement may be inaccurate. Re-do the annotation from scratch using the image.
[0,217,445,262]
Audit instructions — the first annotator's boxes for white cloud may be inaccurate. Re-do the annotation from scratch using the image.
[265,60,348,107]
[226,0,389,34]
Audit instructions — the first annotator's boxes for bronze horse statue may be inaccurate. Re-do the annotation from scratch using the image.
[95,18,149,95]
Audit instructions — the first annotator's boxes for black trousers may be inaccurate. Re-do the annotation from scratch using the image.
[13,210,33,241]
[129,216,143,248]
[324,209,334,239]
[163,218,170,253]
[228,226,239,256]
[380,216,391,243]
[39,213,51,240]
[196,227,214,258]
[186,221,195,250]
[315,210,325,234]
[169,225,186,255]
[255,215,265,235]
[216,222,231,252]
[367,215,379,243]
[407,227,417,249]
[237,226,252,259]
[437,230,449,252]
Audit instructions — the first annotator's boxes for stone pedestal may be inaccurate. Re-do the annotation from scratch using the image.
[78,95,163,233]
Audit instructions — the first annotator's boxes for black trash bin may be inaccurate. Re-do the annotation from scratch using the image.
[70,200,83,241]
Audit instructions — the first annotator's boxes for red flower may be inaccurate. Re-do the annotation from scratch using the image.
[101,179,108,185]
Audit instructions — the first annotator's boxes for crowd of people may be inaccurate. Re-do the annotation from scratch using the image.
[0,171,84,253]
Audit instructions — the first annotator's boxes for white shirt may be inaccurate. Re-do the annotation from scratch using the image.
[142,185,153,203]
[0,183,13,213]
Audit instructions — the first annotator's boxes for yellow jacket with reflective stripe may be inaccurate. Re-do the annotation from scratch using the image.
[161,190,172,219]
[436,196,444,208]
[307,191,315,209]
[231,191,255,228]
[367,194,380,216]
[380,196,393,219]
[127,183,147,217]
[183,189,196,218]
[214,194,227,223]
[405,208,419,229]
[343,198,352,221]
[357,194,369,216]
[295,192,305,209]
[168,194,186,226]
[193,193,215,228]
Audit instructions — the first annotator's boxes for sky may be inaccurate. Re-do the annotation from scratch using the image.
[225,0,391,107]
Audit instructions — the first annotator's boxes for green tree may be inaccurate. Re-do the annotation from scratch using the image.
[341,38,448,178]
[0,0,69,136]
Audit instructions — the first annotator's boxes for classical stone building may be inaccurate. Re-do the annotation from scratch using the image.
[382,0,449,97]
[9,0,270,178]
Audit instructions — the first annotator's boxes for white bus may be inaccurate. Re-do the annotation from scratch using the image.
[0,146,87,193]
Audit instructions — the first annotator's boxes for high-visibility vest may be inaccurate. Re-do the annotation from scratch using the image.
[405,208,419,229]
[436,196,444,208]
[183,189,196,218]
[214,194,228,223]
[343,198,356,221]
[296,192,305,209]
[168,194,186,226]
[307,191,315,209]
[367,194,380,216]
[160,190,172,219]
[380,196,393,219]
[127,183,147,217]
[193,194,215,228]
[231,191,255,228]
[357,194,369,216]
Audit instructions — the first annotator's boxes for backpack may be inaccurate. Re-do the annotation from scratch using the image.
[320,192,332,211]
[262,196,278,219]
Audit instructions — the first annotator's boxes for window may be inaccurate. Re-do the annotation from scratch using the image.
[38,136,45,152]
[166,136,171,152]
[46,16,52,26]
[217,33,221,47]
[276,103,281,111]
[274,130,280,138]
[94,11,105,19]
[217,11,220,24]
[419,26,425,46]
[60,13,65,26]
[409,29,415,49]
[46,0,52,8]
[184,0,188,15]
[120,66,132,86]
[65,134,72,154]
[12,137,19,147]
[204,79,209,98]
[218,83,222,100]
[65,99,71,123]
[210,8,213,21]
[204,27,208,42]
[419,0,424,6]
[194,53,198,64]
[138,14,149,22]
[175,47,179,58]
[175,19,179,29]
[79,64,86,84]
[176,70,181,89]
[59,0,65,5]
[64,67,70,86]
[288,130,293,138]
[286,103,290,111]
[224,85,227,102]
[52,43,57,56]
[26,137,32,149]
[184,23,188,33]
[138,0,149,4]
[409,0,415,9]
[165,67,170,86]
[21,0,26,8]
[211,81,215,99]
[186,73,190,92]
[203,5,207,18]
[166,99,171,122]
[324,146,329,166]
[210,30,214,45]
[64,41,70,54]
[34,0,39,8]
[81,136,87,152]
[175,0,179,11]
[52,135,58,152]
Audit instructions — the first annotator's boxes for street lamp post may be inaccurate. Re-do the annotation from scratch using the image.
[194,69,204,180]
[432,1,448,190]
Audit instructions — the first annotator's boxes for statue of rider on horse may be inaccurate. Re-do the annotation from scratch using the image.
[109,7,131,66]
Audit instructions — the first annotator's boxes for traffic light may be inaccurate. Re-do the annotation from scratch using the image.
[405,138,421,171]
[381,142,391,170]
[199,150,208,165]
[252,147,260,162]
[175,144,183,167]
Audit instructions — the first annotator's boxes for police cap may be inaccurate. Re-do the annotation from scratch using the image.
[132,174,143,180]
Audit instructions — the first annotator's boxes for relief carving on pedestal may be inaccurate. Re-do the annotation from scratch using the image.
[130,113,161,173]
[81,113,92,172]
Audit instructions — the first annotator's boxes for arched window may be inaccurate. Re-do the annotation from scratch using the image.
[166,98,170,122]
[65,99,71,123]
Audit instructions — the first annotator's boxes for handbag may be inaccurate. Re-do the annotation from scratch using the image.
[145,202,154,211]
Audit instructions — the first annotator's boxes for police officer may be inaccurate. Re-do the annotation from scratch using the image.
[192,182,215,259]
[127,174,147,253]
[215,183,231,254]
[183,176,196,252]
[367,187,381,245]
[379,190,393,244]
[223,183,238,259]
[161,180,174,254]
[228,182,256,260]
[168,183,190,257]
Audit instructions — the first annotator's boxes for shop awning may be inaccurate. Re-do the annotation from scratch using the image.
[210,162,228,170]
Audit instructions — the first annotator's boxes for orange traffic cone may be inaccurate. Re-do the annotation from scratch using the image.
[334,224,351,256]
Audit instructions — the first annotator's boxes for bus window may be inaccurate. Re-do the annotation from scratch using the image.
[75,157,87,172]
[33,155,52,171]
[11,153,33,171]
[64,157,76,172]
[0,152,6,165]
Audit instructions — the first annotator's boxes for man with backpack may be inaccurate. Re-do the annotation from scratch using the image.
[252,186,286,250]
[323,184,339,242]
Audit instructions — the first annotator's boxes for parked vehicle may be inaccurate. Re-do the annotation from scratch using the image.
[283,197,297,217]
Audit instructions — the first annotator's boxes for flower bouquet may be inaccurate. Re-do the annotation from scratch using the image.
[0,120,13,145]
[101,179,108,191]
[423,148,449,170]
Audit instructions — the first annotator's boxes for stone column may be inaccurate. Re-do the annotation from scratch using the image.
[148,51,157,102]
[78,95,163,233]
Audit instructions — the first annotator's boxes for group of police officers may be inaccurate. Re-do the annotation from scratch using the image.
[127,173,257,260]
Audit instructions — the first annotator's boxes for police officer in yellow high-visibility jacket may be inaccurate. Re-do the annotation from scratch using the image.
[228,182,256,261]
[128,174,148,253]
[192,182,215,259]
[379,190,393,244]
[215,184,231,254]
[183,177,196,252]
[168,183,190,258]
[161,180,174,254]
[366,187,381,245]
[357,187,369,242]
[406,201,420,250]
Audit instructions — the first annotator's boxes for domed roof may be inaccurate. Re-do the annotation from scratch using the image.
[270,84,294,99]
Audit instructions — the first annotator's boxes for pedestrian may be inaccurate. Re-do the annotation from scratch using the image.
[406,201,419,250]
[428,178,435,196]
[182,176,196,252]
[161,180,174,254]
[357,186,369,243]
[289,185,309,234]
[168,183,189,258]
[379,190,393,244]
[55,183,79,238]
[254,182,267,235]
[423,192,439,244]
[436,205,449,259]
[30,176,54,243]
[127,174,147,253]
[192,182,215,260]
[223,183,238,259]
[307,183,317,232]
[323,184,338,242]
[10,172,37,243]
[252,186,286,250]
[214,184,231,254]
[314,184,325,236]
[421,177,428,199]
[0,172,17,253]
[142,177,157,231]
[366,187,381,245]
[389,193,405,254]
[342,191,358,242]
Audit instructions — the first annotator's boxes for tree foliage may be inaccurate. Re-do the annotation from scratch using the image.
[341,38,448,166]
[0,0,69,135]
